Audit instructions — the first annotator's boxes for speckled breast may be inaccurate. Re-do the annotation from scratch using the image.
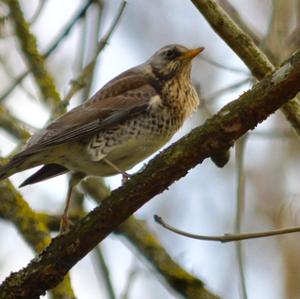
[87,106,182,165]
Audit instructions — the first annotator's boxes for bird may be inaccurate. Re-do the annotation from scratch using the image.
[0,44,203,230]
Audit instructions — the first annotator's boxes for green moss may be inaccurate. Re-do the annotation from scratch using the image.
[0,179,75,298]
[7,0,63,114]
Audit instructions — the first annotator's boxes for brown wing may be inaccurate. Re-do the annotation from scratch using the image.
[18,69,158,158]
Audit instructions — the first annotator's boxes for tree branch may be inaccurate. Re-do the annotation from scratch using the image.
[82,178,220,299]
[154,215,300,243]
[39,178,221,299]
[0,104,31,142]
[117,217,220,299]
[0,0,95,103]
[4,0,62,114]
[0,178,75,299]
[0,47,300,299]
[92,245,117,299]
[191,0,300,136]
[59,1,126,109]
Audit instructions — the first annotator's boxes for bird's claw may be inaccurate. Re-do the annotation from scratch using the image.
[121,172,131,185]
[59,215,74,233]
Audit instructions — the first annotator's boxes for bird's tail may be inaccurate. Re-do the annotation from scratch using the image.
[19,164,68,187]
[0,153,40,182]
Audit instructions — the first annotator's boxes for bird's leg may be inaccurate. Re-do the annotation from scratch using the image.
[60,185,73,233]
[60,172,85,233]
[102,158,131,184]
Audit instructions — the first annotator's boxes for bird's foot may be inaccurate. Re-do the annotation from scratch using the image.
[59,214,74,233]
[102,158,131,185]
[121,172,131,185]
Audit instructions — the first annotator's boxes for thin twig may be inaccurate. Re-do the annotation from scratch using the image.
[0,70,28,101]
[206,77,251,103]
[259,0,276,52]
[28,0,47,24]
[198,55,248,74]
[288,0,300,53]
[59,1,127,109]
[120,262,139,299]
[154,215,300,243]
[80,1,104,102]
[44,0,94,58]
[0,0,94,102]
[92,245,117,299]
[0,54,35,100]
[191,0,300,136]
[235,136,248,299]
[82,178,220,299]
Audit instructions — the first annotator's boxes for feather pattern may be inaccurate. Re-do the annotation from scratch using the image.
[0,44,201,184]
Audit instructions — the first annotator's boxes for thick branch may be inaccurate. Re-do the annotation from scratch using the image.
[219,0,276,62]
[39,211,220,299]
[191,0,300,135]
[1,49,300,299]
[0,179,75,298]
[82,178,220,299]
[39,178,220,299]
[191,0,274,78]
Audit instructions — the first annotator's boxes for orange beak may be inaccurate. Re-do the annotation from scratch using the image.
[182,47,205,59]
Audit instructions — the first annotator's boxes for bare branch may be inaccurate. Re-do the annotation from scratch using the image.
[83,178,220,299]
[120,262,139,299]
[28,0,47,24]
[154,215,300,243]
[234,137,248,299]
[92,246,117,299]
[59,1,127,109]
[198,55,248,74]
[0,0,94,103]
[206,77,251,103]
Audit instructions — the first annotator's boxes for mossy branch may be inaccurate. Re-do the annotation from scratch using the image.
[38,210,220,299]
[191,0,300,136]
[0,178,75,299]
[117,217,219,299]
[5,0,62,114]
[35,177,221,299]
[0,48,300,299]
[0,105,31,142]
[82,178,220,299]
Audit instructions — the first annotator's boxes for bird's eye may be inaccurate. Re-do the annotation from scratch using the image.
[164,49,177,59]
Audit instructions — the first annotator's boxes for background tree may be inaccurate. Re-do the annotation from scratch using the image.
[0,1,300,299]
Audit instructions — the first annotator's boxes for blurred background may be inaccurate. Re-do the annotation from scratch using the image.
[0,0,299,298]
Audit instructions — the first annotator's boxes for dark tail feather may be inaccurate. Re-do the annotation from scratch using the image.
[0,155,28,181]
[19,164,69,187]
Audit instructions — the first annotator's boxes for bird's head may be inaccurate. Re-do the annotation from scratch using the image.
[148,44,204,80]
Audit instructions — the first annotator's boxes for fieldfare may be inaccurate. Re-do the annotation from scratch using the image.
[0,44,203,229]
